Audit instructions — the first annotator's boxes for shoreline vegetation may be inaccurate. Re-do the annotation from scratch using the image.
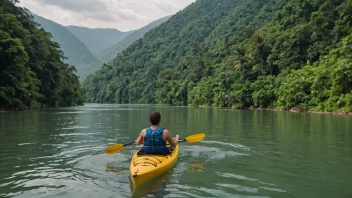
[83,0,352,115]
[2,104,351,116]
[2,1,352,114]
[0,104,85,112]
[198,105,352,116]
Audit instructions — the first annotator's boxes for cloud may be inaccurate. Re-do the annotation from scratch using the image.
[151,0,179,12]
[37,0,107,12]
[17,0,196,31]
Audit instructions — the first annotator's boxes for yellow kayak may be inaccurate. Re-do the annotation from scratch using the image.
[129,144,180,188]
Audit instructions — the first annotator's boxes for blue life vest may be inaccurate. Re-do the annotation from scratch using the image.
[141,127,169,154]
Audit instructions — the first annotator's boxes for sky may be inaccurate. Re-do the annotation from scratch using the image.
[18,0,196,32]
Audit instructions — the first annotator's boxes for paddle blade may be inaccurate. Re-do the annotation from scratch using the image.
[106,144,124,154]
[185,133,206,143]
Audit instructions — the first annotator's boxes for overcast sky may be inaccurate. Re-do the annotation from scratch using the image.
[18,0,196,31]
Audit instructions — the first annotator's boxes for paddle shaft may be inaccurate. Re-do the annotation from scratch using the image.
[106,133,205,154]
[124,142,135,147]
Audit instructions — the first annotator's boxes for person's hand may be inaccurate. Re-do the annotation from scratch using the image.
[172,135,179,141]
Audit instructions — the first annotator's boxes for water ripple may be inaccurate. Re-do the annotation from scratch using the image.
[2,104,351,197]
[202,141,251,151]
[217,172,258,181]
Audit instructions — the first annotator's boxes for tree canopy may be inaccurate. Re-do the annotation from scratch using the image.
[0,0,84,110]
[81,0,352,112]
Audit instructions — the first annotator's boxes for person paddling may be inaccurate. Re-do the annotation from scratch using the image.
[135,111,179,155]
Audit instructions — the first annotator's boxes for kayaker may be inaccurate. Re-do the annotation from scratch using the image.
[135,111,179,155]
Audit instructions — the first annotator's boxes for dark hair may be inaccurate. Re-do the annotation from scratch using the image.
[149,111,161,125]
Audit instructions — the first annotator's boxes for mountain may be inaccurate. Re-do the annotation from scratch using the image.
[31,14,102,80]
[83,0,352,113]
[66,26,133,56]
[0,0,83,110]
[96,16,171,63]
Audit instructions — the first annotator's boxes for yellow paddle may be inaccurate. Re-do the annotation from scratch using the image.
[105,133,206,155]
[105,142,135,155]
[182,133,206,143]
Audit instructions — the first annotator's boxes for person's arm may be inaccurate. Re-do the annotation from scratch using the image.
[135,129,145,145]
[164,129,179,147]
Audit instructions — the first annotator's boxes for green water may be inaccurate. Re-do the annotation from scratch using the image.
[0,104,351,198]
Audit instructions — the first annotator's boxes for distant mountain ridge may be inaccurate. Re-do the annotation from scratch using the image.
[32,14,102,80]
[97,16,171,63]
[66,26,133,56]
[31,13,172,79]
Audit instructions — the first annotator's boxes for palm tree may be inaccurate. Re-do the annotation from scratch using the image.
[233,44,250,79]
[253,31,265,76]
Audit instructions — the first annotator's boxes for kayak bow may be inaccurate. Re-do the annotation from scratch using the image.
[129,144,180,188]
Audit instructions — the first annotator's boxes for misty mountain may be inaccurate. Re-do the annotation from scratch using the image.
[97,16,171,63]
[66,26,133,56]
[32,13,102,80]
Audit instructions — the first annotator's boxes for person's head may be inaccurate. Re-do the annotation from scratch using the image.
[149,111,161,125]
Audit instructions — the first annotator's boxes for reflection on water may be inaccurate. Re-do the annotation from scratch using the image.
[190,163,205,170]
[0,104,352,198]
[131,171,172,198]
[105,164,121,175]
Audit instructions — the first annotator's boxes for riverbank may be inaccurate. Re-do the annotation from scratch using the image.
[0,106,42,112]
[249,107,352,116]
[198,105,352,116]
[0,104,85,112]
[3,104,352,116]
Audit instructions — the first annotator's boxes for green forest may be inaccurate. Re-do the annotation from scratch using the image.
[0,0,84,110]
[31,14,103,80]
[84,0,352,113]
[96,16,171,63]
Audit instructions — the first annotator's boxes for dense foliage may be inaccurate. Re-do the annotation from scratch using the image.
[0,0,84,110]
[84,0,352,112]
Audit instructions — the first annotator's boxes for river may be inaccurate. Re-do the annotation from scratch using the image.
[0,104,351,197]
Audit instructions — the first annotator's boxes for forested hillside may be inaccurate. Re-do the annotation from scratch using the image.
[97,16,171,63]
[66,26,132,56]
[83,0,352,113]
[32,14,102,80]
[0,0,84,110]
